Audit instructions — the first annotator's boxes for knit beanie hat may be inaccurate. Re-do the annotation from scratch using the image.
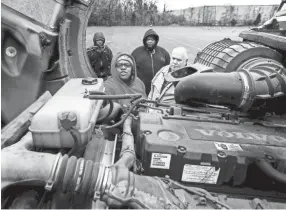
[117,55,134,66]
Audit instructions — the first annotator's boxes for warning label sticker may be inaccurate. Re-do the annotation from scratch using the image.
[214,142,243,151]
[150,153,171,169]
[181,164,220,184]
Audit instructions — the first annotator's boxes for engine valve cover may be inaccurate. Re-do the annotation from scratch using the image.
[137,112,286,189]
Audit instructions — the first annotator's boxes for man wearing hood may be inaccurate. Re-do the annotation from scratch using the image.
[131,29,170,95]
[104,53,147,106]
[87,32,113,80]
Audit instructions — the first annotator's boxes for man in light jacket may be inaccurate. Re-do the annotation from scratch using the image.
[148,47,188,105]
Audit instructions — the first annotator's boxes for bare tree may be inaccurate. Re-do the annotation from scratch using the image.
[87,0,274,27]
[107,0,119,26]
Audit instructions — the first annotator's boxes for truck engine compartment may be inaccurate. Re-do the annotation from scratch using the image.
[2,0,286,208]
[2,74,286,209]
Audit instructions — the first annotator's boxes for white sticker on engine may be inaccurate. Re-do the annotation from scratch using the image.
[214,142,243,151]
[181,164,220,184]
[150,153,171,169]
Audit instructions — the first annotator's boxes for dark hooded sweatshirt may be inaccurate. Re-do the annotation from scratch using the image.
[104,53,147,106]
[87,32,113,80]
[131,29,170,95]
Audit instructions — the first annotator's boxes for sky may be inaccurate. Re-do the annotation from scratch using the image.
[156,0,282,11]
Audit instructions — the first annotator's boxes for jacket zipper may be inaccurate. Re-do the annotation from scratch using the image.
[150,50,155,77]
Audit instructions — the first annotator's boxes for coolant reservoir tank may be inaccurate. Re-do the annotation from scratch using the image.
[29,78,104,148]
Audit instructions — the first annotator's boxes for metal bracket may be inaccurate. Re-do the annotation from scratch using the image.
[45,153,62,191]
[93,165,108,200]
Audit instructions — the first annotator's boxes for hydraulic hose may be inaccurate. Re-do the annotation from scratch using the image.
[256,159,286,184]
[102,98,143,130]
[114,116,135,169]
[67,128,82,157]
[58,112,84,157]
[1,132,181,209]
[97,102,125,124]
[2,130,234,209]
[1,114,136,189]
[85,91,114,123]
[85,92,143,128]
[163,178,231,209]
[86,92,142,100]
[97,100,114,122]
[53,158,184,209]
[138,103,164,114]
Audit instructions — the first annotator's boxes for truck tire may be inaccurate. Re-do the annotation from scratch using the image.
[58,0,97,78]
[194,38,283,72]
[1,0,98,125]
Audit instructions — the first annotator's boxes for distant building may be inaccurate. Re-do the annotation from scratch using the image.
[171,5,279,26]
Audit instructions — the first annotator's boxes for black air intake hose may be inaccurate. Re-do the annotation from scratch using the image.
[175,58,286,113]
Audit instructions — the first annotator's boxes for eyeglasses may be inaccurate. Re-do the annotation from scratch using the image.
[116,63,132,68]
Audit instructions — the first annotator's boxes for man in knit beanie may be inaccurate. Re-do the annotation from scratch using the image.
[104,53,147,106]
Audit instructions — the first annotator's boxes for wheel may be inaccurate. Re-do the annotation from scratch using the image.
[1,1,98,125]
[194,38,283,72]
[58,0,98,78]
